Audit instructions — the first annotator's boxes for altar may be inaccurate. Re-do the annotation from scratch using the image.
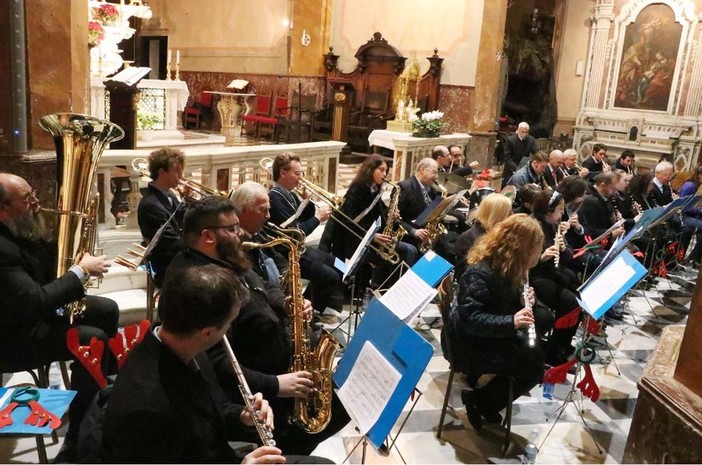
[204,91,255,146]
[368,130,472,181]
[90,77,189,140]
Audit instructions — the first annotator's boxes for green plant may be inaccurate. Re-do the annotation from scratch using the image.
[137,112,163,131]
[411,110,445,136]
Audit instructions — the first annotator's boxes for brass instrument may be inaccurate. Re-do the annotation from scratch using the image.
[434,180,448,198]
[377,181,405,264]
[132,157,229,198]
[39,113,124,322]
[221,336,276,446]
[523,278,536,348]
[242,236,339,433]
[420,219,447,253]
[260,222,307,292]
[259,158,399,264]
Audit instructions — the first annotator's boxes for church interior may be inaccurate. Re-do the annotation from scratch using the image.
[1,0,702,463]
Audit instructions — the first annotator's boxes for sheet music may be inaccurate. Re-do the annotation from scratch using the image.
[280,199,311,228]
[379,269,438,322]
[337,341,401,435]
[579,257,636,314]
[343,217,381,282]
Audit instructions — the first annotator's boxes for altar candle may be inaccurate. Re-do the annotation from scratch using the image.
[176,50,180,65]
[167,49,172,66]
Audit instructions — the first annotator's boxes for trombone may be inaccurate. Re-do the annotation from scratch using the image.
[258,157,401,264]
[132,157,229,198]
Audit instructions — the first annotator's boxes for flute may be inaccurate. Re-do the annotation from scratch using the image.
[554,226,562,268]
[523,278,536,348]
[222,337,276,447]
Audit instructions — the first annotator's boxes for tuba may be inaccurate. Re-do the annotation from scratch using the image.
[39,113,124,322]
[242,235,339,433]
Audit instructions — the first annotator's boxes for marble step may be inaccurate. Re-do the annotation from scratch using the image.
[97,288,150,327]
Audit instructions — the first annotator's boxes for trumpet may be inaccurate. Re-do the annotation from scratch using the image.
[132,157,229,198]
[221,336,276,446]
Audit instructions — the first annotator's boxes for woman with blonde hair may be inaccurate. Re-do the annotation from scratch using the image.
[446,214,545,430]
[454,193,513,279]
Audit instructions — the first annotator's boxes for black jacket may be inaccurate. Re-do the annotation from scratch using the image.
[268,185,320,236]
[398,176,438,232]
[453,222,486,280]
[137,184,185,285]
[579,185,615,239]
[648,181,673,207]
[503,133,538,173]
[0,222,84,352]
[581,156,606,182]
[543,164,564,188]
[447,261,521,377]
[168,248,288,402]
[332,182,387,259]
[103,329,251,463]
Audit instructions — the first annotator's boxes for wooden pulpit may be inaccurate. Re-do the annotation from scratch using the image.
[328,78,355,142]
[104,67,150,149]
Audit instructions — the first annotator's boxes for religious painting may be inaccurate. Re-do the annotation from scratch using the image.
[614,4,682,111]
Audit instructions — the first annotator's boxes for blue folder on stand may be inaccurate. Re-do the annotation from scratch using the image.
[411,250,453,287]
[334,300,433,449]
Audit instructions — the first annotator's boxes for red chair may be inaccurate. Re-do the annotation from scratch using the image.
[258,96,289,142]
[183,91,213,129]
[241,94,272,138]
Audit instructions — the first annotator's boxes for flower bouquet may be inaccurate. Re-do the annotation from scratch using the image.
[88,21,104,47]
[411,110,445,138]
[92,3,120,25]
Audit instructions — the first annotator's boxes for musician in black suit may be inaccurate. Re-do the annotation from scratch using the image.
[502,122,538,186]
[168,197,348,455]
[579,172,626,242]
[615,150,635,175]
[543,150,565,188]
[102,264,329,464]
[447,144,480,176]
[398,158,458,263]
[266,153,342,312]
[563,148,589,178]
[581,143,611,182]
[0,173,118,462]
[649,161,675,206]
[328,155,418,287]
[137,147,187,286]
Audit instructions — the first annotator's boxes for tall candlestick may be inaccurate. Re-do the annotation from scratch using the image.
[176,50,180,65]
[167,49,172,66]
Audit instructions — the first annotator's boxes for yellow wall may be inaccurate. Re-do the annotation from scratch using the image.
[554,0,595,135]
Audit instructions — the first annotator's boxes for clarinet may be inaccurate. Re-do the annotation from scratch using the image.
[524,278,536,348]
[222,337,276,447]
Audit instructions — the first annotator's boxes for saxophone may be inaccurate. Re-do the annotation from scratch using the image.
[241,236,339,433]
[38,113,124,322]
[378,181,406,264]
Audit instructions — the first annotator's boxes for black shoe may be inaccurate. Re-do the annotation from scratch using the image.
[605,308,624,321]
[461,389,482,431]
[482,412,502,424]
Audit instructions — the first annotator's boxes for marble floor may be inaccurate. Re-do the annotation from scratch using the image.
[0,267,696,464]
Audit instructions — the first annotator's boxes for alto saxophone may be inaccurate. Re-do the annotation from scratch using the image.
[241,236,339,433]
[378,181,406,264]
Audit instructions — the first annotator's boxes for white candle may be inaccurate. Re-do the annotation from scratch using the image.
[176,50,180,65]
[167,49,172,66]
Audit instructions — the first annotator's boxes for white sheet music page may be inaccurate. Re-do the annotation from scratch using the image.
[337,341,401,435]
[580,256,636,314]
[280,199,311,227]
[379,269,437,321]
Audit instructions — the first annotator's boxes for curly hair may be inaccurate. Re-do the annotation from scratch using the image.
[272,152,301,181]
[467,214,544,286]
[148,147,185,180]
[350,154,387,187]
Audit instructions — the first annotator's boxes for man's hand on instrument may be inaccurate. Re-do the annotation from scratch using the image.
[413,229,429,241]
[569,213,582,231]
[373,233,393,245]
[242,446,286,464]
[78,253,111,277]
[612,225,625,238]
[240,392,275,430]
[277,371,314,399]
[315,204,331,222]
[579,167,589,178]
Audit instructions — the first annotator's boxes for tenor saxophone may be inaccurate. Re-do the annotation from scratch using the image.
[241,236,339,433]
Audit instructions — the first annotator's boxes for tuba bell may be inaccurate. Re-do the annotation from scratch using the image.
[39,113,124,322]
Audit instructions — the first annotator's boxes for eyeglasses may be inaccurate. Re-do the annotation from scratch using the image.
[17,190,37,205]
[423,168,438,174]
[204,223,242,234]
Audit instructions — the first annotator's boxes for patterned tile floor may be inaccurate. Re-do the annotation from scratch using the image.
[309,268,697,464]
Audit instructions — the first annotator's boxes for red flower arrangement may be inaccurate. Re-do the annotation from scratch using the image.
[88,20,104,46]
[92,3,120,24]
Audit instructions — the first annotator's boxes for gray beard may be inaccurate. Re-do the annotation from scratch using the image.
[15,212,50,241]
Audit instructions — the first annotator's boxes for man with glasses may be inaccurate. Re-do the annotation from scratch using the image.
[167,197,348,455]
[267,153,343,314]
[0,173,118,462]
[447,144,480,176]
[137,147,187,286]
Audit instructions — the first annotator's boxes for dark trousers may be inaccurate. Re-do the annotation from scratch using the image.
[367,241,419,289]
[271,391,350,456]
[3,296,119,441]
[300,248,343,311]
[532,275,581,359]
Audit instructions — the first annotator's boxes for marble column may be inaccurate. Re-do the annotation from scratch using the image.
[0,6,12,155]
